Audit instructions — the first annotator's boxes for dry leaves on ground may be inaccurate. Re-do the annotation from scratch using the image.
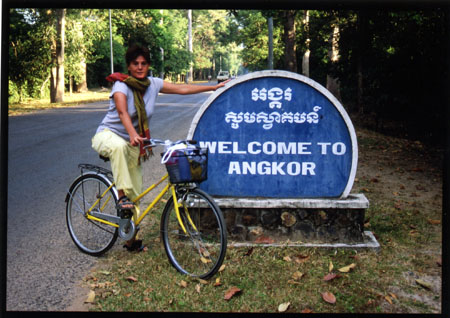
[254,235,275,244]
[126,276,138,282]
[278,302,290,312]
[85,290,96,303]
[323,273,340,281]
[224,287,242,300]
[338,263,357,273]
[321,291,336,304]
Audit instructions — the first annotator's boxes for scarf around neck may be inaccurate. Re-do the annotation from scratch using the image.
[106,72,153,162]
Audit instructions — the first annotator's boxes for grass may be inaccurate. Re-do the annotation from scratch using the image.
[82,198,441,313]
[8,89,111,116]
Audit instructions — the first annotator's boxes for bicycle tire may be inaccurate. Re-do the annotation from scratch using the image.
[160,187,227,279]
[66,173,119,256]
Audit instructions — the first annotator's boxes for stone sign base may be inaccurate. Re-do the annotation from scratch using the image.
[213,194,379,250]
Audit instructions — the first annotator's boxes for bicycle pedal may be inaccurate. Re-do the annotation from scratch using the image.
[119,209,134,219]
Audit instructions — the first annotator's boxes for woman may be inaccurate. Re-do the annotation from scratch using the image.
[92,44,228,251]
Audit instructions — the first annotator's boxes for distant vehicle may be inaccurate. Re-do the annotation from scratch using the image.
[217,71,229,83]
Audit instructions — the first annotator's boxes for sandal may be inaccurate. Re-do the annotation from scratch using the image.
[123,239,145,252]
[117,195,134,211]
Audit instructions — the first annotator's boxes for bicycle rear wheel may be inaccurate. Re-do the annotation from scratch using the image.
[161,187,227,279]
[66,173,119,256]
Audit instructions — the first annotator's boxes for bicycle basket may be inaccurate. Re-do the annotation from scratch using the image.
[162,147,208,184]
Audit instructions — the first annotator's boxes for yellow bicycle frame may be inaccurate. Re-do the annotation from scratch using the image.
[85,173,196,234]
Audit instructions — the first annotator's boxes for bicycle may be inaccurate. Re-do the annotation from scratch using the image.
[65,139,227,279]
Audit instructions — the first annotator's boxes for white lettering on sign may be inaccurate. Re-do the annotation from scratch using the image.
[225,107,322,130]
[252,87,292,107]
[228,161,316,176]
[317,142,346,155]
[199,141,345,177]
[199,141,321,156]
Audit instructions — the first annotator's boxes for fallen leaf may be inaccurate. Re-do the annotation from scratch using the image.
[219,264,226,272]
[201,257,212,264]
[195,284,201,294]
[294,254,310,263]
[244,247,254,256]
[416,279,432,290]
[278,302,290,312]
[99,270,111,275]
[254,235,275,244]
[428,219,441,225]
[144,287,154,294]
[214,278,222,287]
[389,293,397,299]
[329,261,334,272]
[437,257,442,267]
[200,247,210,257]
[180,280,188,288]
[292,271,304,281]
[85,290,95,303]
[224,287,241,300]
[126,276,138,282]
[287,280,302,285]
[323,273,339,281]
[385,295,393,305]
[338,263,356,273]
[321,291,336,304]
[199,279,208,285]
[301,308,313,313]
[283,256,292,262]
[143,297,151,302]
[124,293,132,297]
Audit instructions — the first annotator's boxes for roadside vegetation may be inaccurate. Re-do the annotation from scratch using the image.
[8,89,110,116]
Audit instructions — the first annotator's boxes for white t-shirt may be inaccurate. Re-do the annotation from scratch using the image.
[96,76,164,140]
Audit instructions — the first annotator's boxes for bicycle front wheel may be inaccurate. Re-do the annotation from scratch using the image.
[66,173,119,256]
[161,187,227,279]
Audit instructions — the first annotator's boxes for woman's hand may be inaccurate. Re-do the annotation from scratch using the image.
[129,133,145,147]
[216,79,231,90]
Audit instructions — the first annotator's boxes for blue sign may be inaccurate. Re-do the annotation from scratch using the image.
[187,70,358,198]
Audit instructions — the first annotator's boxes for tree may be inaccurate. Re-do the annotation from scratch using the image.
[50,9,65,103]
[283,10,298,72]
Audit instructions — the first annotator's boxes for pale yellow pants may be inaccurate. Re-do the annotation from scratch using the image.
[92,129,142,222]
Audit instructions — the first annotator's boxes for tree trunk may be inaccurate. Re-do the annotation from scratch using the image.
[268,16,274,70]
[283,10,297,73]
[50,9,65,103]
[75,60,88,93]
[40,74,51,98]
[326,23,341,101]
[302,10,310,77]
[187,10,193,83]
[356,11,369,114]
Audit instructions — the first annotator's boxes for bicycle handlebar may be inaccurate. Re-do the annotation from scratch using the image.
[143,138,197,149]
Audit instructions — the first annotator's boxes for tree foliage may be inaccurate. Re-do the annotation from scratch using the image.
[8,8,447,143]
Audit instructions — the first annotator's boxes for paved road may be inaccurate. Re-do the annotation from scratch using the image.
[7,89,214,311]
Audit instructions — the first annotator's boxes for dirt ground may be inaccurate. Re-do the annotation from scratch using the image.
[66,125,444,312]
[352,126,443,313]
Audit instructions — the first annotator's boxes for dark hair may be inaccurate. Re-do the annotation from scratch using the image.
[125,44,151,66]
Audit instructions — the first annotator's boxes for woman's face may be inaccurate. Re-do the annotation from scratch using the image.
[128,55,150,79]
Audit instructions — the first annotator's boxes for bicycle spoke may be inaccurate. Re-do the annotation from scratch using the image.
[66,174,118,256]
[161,188,226,279]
